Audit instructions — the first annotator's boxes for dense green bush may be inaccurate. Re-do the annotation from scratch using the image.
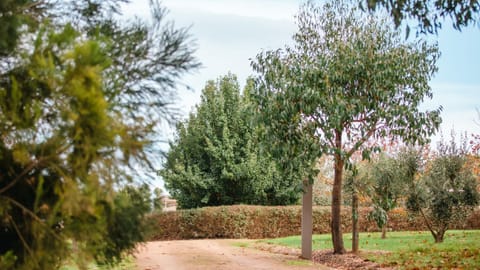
[147,205,480,240]
[161,75,299,209]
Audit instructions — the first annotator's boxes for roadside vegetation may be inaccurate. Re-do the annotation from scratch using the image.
[2,0,480,268]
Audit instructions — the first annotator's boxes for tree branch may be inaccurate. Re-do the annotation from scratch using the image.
[2,195,63,241]
[8,216,38,267]
[346,121,378,158]
[0,145,69,195]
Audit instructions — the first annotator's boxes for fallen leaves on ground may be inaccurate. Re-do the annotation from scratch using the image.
[254,242,394,270]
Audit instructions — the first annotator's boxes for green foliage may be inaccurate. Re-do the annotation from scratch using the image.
[368,205,388,230]
[252,0,441,253]
[405,135,480,242]
[152,187,163,212]
[0,0,48,56]
[100,184,152,264]
[161,74,299,209]
[361,0,480,35]
[253,1,441,165]
[0,0,198,269]
[364,154,407,234]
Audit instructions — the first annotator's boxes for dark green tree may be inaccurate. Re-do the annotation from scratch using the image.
[361,0,480,35]
[161,74,299,209]
[252,0,441,254]
[0,1,199,269]
[405,135,479,243]
[102,184,152,264]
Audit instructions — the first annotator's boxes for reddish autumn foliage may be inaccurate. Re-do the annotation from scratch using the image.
[147,205,480,241]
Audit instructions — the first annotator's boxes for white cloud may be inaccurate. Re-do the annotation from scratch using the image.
[162,0,300,21]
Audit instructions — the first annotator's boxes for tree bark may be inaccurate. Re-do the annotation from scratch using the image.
[435,225,447,243]
[352,191,359,253]
[434,233,444,243]
[331,129,346,254]
[301,181,313,259]
[382,219,388,239]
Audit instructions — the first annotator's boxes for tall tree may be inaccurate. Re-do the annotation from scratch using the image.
[252,0,441,254]
[0,1,199,269]
[161,74,299,209]
[361,0,480,35]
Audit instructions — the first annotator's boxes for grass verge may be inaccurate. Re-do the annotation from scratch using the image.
[260,230,480,269]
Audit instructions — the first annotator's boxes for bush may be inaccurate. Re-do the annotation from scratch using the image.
[146,205,480,240]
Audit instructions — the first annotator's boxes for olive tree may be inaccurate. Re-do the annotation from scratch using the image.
[252,0,441,254]
[366,154,406,239]
[406,135,479,243]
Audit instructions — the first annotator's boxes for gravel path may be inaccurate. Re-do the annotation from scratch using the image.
[135,239,332,270]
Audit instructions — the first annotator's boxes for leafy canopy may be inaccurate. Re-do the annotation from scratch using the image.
[253,1,441,175]
[252,0,441,253]
[161,74,299,209]
[361,0,480,35]
[405,134,479,243]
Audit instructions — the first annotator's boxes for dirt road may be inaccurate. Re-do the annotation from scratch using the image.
[135,239,331,270]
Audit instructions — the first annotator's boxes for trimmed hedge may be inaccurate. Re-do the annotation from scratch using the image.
[147,205,480,240]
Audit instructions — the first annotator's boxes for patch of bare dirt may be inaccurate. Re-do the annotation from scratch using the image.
[312,250,394,270]
[255,243,394,270]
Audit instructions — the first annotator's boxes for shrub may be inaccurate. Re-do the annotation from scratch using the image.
[146,205,480,240]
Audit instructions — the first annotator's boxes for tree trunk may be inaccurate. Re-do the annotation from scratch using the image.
[331,129,346,254]
[301,181,313,259]
[435,227,446,243]
[434,235,443,243]
[382,219,388,239]
[352,191,359,253]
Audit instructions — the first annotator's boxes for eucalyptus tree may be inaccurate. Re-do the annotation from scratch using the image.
[361,0,480,35]
[252,0,441,254]
[0,0,199,269]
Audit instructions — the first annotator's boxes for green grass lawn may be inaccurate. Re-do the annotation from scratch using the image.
[261,230,480,269]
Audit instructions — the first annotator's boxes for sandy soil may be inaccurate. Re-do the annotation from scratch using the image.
[134,239,332,270]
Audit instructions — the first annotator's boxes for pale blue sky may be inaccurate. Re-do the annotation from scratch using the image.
[123,0,480,144]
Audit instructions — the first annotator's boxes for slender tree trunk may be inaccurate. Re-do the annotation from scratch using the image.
[301,181,313,259]
[331,129,346,254]
[382,219,388,239]
[352,191,359,253]
[434,233,444,243]
[435,225,447,243]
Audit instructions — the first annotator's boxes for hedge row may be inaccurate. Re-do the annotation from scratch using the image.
[147,205,480,240]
